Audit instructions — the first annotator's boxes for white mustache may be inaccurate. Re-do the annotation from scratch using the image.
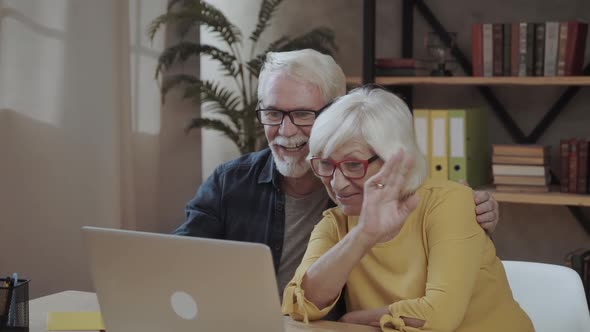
[271,135,308,148]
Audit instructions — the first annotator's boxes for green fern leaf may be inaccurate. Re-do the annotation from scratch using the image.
[265,27,338,55]
[148,2,241,45]
[159,74,199,103]
[185,118,240,147]
[199,1,242,45]
[199,81,241,112]
[160,76,242,122]
[147,11,198,41]
[155,42,237,78]
[249,0,283,43]
[238,101,264,153]
[245,56,264,79]
[167,0,197,11]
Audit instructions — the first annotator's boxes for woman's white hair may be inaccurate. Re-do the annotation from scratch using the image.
[257,49,346,104]
[308,86,428,194]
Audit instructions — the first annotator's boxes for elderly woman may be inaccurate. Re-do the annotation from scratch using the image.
[282,86,533,332]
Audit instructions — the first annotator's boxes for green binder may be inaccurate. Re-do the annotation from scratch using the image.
[448,109,489,188]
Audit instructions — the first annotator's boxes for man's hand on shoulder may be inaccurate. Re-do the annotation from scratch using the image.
[473,190,499,234]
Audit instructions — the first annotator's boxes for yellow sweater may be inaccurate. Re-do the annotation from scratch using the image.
[282,180,533,332]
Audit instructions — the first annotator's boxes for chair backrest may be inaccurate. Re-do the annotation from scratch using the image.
[502,260,590,332]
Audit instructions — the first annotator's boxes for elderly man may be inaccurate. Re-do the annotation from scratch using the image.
[174,49,499,295]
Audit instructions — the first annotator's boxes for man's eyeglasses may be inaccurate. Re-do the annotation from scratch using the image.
[309,155,380,179]
[256,109,320,126]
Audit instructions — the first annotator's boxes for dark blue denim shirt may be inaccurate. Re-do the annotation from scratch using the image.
[174,148,334,273]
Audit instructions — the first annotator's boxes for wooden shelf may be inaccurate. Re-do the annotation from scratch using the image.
[480,186,590,207]
[346,76,590,86]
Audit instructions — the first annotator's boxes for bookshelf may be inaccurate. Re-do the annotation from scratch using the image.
[481,186,590,207]
[346,76,590,86]
[360,0,590,234]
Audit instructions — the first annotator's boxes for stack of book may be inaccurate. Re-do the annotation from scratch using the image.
[472,21,588,77]
[560,138,589,194]
[492,144,551,192]
[375,58,430,77]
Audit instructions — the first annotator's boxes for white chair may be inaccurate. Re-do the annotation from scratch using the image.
[502,260,590,332]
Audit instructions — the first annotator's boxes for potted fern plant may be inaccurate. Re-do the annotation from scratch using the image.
[148,0,338,154]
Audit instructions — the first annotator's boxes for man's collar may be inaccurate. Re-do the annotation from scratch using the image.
[258,151,282,189]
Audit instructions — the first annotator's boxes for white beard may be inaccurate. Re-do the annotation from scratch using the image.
[270,135,310,178]
[274,155,310,177]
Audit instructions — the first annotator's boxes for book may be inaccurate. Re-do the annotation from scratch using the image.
[565,22,589,75]
[492,144,550,157]
[493,23,504,76]
[502,23,512,76]
[375,58,426,69]
[493,174,550,186]
[511,23,520,76]
[583,251,590,307]
[557,22,569,76]
[534,23,545,76]
[565,248,588,269]
[565,248,583,268]
[571,249,588,279]
[560,139,570,193]
[565,249,590,308]
[472,23,483,76]
[492,164,548,177]
[494,174,551,186]
[0,279,9,321]
[495,185,550,193]
[492,155,549,165]
[518,22,528,76]
[526,22,535,76]
[544,21,560,76]
[578,140,589,194]
[483,23,494,77]
[569,138,579,193]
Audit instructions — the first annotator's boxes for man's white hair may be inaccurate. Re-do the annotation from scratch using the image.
[308,86,428,194]
[257,49,346,105]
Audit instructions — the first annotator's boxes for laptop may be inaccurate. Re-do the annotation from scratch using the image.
[81,226,285,332]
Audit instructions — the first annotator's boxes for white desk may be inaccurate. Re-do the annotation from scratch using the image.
[29,291,379,332]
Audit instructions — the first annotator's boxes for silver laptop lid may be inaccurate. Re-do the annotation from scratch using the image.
[82,226,284,332]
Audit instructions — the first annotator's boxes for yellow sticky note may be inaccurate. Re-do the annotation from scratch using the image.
[47,312,105,331]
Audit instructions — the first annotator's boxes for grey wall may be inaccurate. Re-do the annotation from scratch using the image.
[269,0,590,264]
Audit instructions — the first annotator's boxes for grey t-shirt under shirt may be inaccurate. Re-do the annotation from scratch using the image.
[276,189,330,298]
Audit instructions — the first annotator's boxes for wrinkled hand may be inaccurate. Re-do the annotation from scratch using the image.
[339,306,389,327]
[358,150,420,245]
[473,190,499,234]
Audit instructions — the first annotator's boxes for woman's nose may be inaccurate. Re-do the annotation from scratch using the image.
[330,167,350,191]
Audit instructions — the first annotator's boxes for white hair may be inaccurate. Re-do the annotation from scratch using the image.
[308,86,428,194]
[257,49,346,104]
